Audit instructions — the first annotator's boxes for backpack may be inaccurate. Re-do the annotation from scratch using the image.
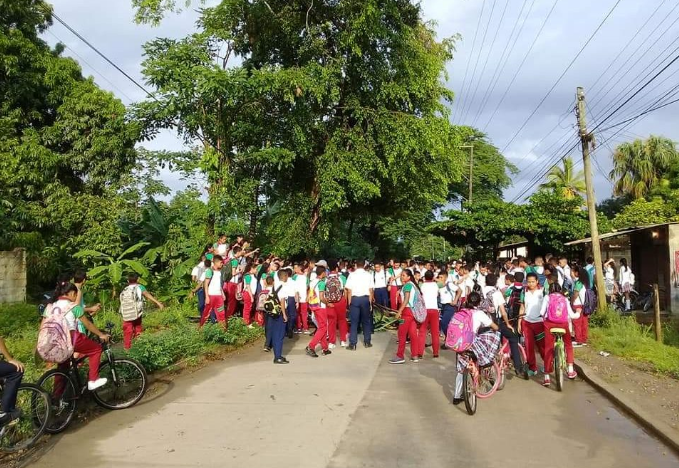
[308,280,321,309]
[545,293,569,323]
[410,285,427,323]
[256,289,269,312]
[120,285,144,322]
[445,308,475,352]
[583,288,597,316]
[480,288,496,315]
[37,302,75,364]
[263,286,283,317]
[235,280,244,301]
[506,286,522,321]
[222,259,234,283]
[472,279,482,294]
[325,276,344,303]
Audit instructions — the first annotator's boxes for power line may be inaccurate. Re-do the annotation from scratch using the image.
[471,0,533,129]
[501,0,623,153]
[482,0,560,132]
[452,1,487,123]
[50,12,157,101]
[458,0,497,124]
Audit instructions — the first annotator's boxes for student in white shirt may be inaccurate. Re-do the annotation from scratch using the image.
[387,261,403,310]
[519,272,545,377]
[372,261,390,308]
[417,270,441,358]
[279,268,298,339]
[293,263,310,334]
[190,254,209,318]
[619,258,634,310]
[345,260,375,350]
[438,271,461,346]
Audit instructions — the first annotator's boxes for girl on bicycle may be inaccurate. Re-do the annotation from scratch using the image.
[453,292,500,405]
[540,282,579,386]
[47,282,111,391]
[619,258,634,311]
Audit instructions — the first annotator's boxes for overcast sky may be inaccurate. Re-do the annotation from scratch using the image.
[44,0,679,203]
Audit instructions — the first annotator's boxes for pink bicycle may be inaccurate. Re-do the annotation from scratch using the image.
[460,351,502,416]
[496,337,529,390]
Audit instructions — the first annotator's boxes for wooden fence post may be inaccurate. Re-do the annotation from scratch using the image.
[653,283,662,343]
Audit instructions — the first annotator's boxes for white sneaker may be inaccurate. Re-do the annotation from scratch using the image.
[328,343,336,349]
[87,378,108,391]
[340,341,348,347]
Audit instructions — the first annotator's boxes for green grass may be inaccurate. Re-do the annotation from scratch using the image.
[590,308,679,378]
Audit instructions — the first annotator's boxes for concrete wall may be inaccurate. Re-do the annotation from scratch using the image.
[0,249,27,304]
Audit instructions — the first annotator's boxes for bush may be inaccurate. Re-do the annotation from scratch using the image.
[127,326,205,372]
[0,303,41,337]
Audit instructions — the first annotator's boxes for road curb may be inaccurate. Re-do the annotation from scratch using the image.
[575,359,679,455]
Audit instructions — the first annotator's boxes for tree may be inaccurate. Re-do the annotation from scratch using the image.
[539,156,586,199]
[74,242,150,296]
[134,0,464,254]
[612,198,679,230]
[609,136,678,199]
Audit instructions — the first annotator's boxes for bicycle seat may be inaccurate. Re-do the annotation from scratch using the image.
[550,328,567,336]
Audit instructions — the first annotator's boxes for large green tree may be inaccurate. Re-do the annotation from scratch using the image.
[134,0,464,256]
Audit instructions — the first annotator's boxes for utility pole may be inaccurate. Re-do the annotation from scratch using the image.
[460,145,474,205]
[576,87,607,312]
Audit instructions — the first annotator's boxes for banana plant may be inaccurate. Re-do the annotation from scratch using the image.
[74,242,150,297]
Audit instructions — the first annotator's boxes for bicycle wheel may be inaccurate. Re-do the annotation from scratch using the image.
[37,369,78,434]
[476,360,501,399]
[92,358,148,410]
[0,384,51,453]
[554,341,565,392]
[518,344,529,380]
[462,369,477,415]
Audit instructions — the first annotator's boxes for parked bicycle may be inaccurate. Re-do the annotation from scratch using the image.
[460,351,501,416]
[496,337,528,390]
[37,323,148,434]
[0,379,51,452]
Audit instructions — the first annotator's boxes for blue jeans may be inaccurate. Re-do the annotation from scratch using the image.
[269,315,287,360]
[0,361,23,412]
[441,304,457,340]
[265,314,273,349]
[374,287,389,308]
[285,297,297,336]
[349,296,372,345]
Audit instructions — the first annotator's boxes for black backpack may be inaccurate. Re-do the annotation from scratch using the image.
[506,286,523,321]
[263,286,283,317]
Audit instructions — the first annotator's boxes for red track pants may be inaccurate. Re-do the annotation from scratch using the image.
[543,319,575,373]
[396,308,420,359]
[328,297,348,344]
[308,308,329,351]
[242,293,253,325]
[201,295,225,326]
[123,317,143,350]
[572,309,589,343]
[521,319,545,372]
[417,309,440,356]
[296,302,309,331]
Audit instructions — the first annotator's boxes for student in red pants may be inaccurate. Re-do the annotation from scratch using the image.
[519,272,546,379]
[388,261,403,310]
[389,269,421,364]
[120,273,164,349]
[242,262,257,326]
[326,261,348,347]
[201,256,226,327]
[417,270,440,358]
[570,267,590,346]
[224,247,241,320]
[306,267,331,357]
[541,282,579,385]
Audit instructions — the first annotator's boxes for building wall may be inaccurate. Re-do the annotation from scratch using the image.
[0,249,27,304]
[631,226,671,312]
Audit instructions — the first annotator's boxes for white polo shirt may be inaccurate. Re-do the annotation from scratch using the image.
[373,269,388,289]
[523,288,544,323]
[345,268,375,297]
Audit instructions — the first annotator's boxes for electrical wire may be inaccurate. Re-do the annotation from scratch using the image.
[500,0,623,153]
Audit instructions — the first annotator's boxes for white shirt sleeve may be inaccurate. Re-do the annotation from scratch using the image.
[539,295,549,318]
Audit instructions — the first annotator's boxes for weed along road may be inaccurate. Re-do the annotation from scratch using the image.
[27,333,679,468]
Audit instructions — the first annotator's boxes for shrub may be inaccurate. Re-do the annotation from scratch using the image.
[127,326,205,372]
[0,303,41,337]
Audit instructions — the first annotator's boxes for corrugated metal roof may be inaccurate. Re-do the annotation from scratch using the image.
[565,222,679,246]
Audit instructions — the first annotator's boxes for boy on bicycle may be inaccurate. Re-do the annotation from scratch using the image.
[0,336,25,427]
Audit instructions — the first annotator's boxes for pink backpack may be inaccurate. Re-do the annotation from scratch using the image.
[37,302,74,364]
[445,308,476,352]
[546,293,569,324]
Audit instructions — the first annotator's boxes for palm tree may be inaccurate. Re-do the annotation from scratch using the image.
[539,156,586,199]
[609,136,678,199]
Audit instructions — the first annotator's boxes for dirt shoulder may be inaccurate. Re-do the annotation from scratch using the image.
[576,345,679,434]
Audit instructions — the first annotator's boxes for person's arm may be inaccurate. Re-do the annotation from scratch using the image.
[489,321,499,331]
[396,290,410,318]
[319,290,327,305]
[203,276,211,304]
[279,297,288,322]
[84,304,101,315]
[0,337,24,372]
[78,315,110,342]
[142,291,164,309]
[567,300,580,320]
[231,261,238,279]
[539,295,549,318]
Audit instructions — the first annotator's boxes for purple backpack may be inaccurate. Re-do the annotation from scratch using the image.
[445,308,475,352]
[37,302,74,364]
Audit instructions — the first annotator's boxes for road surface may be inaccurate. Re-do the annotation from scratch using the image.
[27,333,678,468]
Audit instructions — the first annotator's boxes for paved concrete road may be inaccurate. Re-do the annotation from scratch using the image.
[27,333,678,468]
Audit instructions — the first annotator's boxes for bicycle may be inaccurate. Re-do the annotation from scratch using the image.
[460,351,501,416]
[496,337,528,391]
[549,327,568,392]
[0,379,51,452]
[37,323,148,434]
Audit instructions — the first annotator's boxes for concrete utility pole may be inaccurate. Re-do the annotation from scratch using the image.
[576,87,607,312]
[460,145,474,205]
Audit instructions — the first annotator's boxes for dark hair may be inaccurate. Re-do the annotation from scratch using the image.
[402,269,414,282]
[212,255,223,263]
[514,272,525,283]
[232,246,242,254]
[424,270,434,281]
[277,269,289,280]
[54,281,78,299]
[258,262,270,281]
[218,233,226,238]
[315,265,326,277]
[265,276,274,286]
[466,291,482,308]
[328,259,339,271]
[620,258,628,270]
[586,256,594,264]
[486,273,498,287]
[203,259,211,268]
[505,274,515,283]
[128,272,140,283]
[549,282,563,295]
[577,266,591,289]
[525,272,538,282]
[73,270,87,283]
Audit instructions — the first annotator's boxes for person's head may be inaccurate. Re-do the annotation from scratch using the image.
[277,269,289,281]
[271,262,280,272]
[414,270,422,282]
[466,291,482,308]
[549,257,558,267]
[525,272,538,290]
[236,234,244,244]
[204,259,212,269]
[265,275,274,287]
[486,273,497,288]
[374,261,383,272]
[128,272,140,284]
[586,256,594,265]
[544,266,552,277]
[316,265,327,278]
[232,245,242,257]
[479,264,488,275]
[401,269,414,283]
[437,271,447,284]
[424,270,434,281]
[218,233,227,244]
[505,274,515,285]
[246,261,257,274]
[558,256,568,267]
[73,270,87,285]
[535,256,544,266]
[212,255,224,270]
[54,282,79,302]
[328,259,339,272]
[620,258,628,269]
[576,266,591,289]
[514,271,525,284]
[205,243,214,253]
[519,257,528,268]
[293,263,303,274]
[512,259,519,268]
[549,282,563,295]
